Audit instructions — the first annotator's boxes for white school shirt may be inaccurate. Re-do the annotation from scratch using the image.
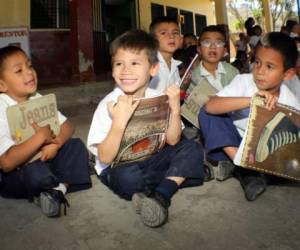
[149,52,182,93]
[87,86,161,175]
[0,93,67,157]
[283,75,300,101]
[199,61,226,91]
[217,73,300,137]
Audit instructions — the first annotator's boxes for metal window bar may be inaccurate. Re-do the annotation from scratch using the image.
[31,0,69,29]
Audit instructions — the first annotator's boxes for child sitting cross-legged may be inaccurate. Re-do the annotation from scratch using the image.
[199,32,300,201]
[0,46,92,217]
[87,30,204,228]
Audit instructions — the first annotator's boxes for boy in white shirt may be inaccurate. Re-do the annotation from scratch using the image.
[199,32,300,201]
[87,30,204,228]
[0,46,91,217]
[149,16,182,93]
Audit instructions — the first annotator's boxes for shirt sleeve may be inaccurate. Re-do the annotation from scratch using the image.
[0,106,15,157]
[87,100,112,156]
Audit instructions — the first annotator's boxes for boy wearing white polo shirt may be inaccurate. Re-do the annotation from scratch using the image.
[199,32,300,201]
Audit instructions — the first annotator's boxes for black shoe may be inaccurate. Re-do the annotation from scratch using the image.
[40,190,70,217]
[242,176,267,201]
[215,161,235,181]
[139,192,170,228]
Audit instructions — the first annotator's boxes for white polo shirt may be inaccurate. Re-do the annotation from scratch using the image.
[149,52,181,93]
[217,73,300,137]
[87,86,161,175]
[0,93,67,157]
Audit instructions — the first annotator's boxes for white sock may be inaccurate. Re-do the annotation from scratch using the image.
[53,183,67,195]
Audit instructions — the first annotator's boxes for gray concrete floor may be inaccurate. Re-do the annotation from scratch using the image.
[1,81,300,250]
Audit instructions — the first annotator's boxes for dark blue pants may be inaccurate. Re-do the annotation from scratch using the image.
[99,139,204,200]
[199,107,273,185]
[198,107,242,161]
[0,138,92,199]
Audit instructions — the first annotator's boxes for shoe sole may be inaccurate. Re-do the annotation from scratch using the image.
[132,193,146,214]
[215,161,235,181]
[140,197,168,228]
[40,192,60,217]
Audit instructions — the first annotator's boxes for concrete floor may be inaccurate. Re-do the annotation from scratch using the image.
[1,81,300,250]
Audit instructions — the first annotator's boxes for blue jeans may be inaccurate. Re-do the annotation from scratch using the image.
[99,139,204,200]
[199,107,242,161]
[0,138,92,199]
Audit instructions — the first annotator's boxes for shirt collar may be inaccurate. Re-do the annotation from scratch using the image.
[199,61,226,77]
[157,51,182,67]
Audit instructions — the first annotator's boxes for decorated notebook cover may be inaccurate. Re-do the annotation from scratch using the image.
[113,95,170,167]
[235,96,300,181]
[181,78,217,128]
[6,94,60,160]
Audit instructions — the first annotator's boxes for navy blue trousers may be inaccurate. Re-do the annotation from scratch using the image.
[99,139,204,200]
[0,138,92,199]
[198,107,242,161]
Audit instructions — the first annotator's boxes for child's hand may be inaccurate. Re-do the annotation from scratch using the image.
[40,143,59,161]
[165,85,180,114]
[256,90,279,110]
[31,122,55,144]
[107,95,140,129]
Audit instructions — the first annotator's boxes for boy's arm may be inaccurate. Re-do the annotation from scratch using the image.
[0,123,55,172]
[165,85,181,145]
[97,95,139,165]
[51,120,74,148]
[40,120,74,161]
[205,96,251,114]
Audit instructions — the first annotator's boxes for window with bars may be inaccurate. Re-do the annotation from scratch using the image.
[31,0,69,29]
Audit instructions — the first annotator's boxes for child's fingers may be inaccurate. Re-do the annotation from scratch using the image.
[132,99,140,110]
[31,122,40,132]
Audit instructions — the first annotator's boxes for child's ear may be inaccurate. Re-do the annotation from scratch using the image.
[0,80,8,93]
[150,63,160,77]
[283,68,296,81]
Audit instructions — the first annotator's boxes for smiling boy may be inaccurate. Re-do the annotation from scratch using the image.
[199,32,300,201]
[87,30,204,228]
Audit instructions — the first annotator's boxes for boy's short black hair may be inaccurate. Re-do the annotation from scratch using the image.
[258,32,298,70]
[183,33,197,40]
[149,16,179,34]
[110,30,159,65]
[199,25,226,42]
[0,46,26,77]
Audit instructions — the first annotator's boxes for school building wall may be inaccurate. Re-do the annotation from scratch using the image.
[0,0,216,86]
[0,0,71,85]
[138,0,215,32]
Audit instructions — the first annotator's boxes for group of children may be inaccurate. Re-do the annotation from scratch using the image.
[0,16,300,228]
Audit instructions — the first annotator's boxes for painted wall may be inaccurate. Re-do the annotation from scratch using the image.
[137,0,215,32]
[0,0,30,27]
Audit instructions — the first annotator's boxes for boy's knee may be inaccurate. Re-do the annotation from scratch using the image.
[24,164,58,194]
[108,166,144,199]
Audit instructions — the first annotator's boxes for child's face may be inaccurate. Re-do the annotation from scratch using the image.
[0,52,37,102]
[153,22,181,55]
[198,31,226,65]
[112,48,158,97]
[183,36,197,49]
[252,46,294,94]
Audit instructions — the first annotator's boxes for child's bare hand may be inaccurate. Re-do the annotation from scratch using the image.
[165,84,180,114]
[31,122,55,144]
[107,95,140,128]
[257,90,278,110]
[40,143,59,161]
